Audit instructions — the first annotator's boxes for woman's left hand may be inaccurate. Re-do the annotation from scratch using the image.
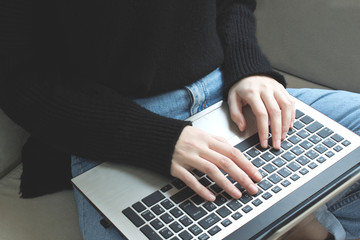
[228,75,296,150]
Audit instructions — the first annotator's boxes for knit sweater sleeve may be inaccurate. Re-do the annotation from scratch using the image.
[0,1,189,178]
[216,0,286,95]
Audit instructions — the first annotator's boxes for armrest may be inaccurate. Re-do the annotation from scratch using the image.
[255,0,360,93]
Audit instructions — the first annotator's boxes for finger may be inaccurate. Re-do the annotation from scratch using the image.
[171,162,216,202]
[228,92,246,131]
[205,141,260,195]
[275,91,294,140]
[261,92,282,149]
[247,95,269,148]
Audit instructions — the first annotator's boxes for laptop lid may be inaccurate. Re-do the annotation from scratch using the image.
[72,98,360,240]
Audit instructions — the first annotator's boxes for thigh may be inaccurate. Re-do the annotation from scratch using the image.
[287,88,360,135]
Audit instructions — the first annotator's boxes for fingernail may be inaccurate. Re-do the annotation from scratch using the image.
[275,139,281,149]
[254,171,262,181]
[208,193,216,202]
[249,184,258,194]
[232,188,242,199]
[262,139,268,148]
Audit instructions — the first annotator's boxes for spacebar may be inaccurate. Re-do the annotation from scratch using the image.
[234,133,260,152]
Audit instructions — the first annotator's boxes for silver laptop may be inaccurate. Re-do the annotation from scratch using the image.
[72,98,360,240]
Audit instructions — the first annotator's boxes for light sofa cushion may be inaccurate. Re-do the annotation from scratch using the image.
[0,109,29,178]
[0,165,82,240]
[256,0,360,93]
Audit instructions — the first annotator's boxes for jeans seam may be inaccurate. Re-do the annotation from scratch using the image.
[328,191,360,213]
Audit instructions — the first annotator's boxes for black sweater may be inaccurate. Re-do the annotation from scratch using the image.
[0,0,285,197]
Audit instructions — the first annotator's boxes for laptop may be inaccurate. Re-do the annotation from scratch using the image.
[72,98,360,240]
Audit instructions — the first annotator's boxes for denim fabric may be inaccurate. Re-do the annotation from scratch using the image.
[288,88,360,240]
[72,83,360,240]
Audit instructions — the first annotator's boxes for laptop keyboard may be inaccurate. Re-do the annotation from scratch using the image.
[122,110,352,240]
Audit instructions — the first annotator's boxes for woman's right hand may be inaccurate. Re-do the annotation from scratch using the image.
[170,126,262,202]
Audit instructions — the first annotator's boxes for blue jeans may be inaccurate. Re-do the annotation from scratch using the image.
[72,69,360,240]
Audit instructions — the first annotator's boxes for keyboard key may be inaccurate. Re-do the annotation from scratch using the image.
[160,227,174,239]
[281,180,291,187]
[172,179,186,189]
[342,140,351,147]
[226,175,236,184]
[323,139,336,148]
[151,205,165,215]
[306,121,323,133]
[317,127,334,138]
[160,213,174,224]
[188,224,202,236]
[161,199,174,210]
[262,192,272,200]
[282,152,296,161]
[191,195,205,205]
[268,173,283,184]
[170,222,184,233]
[198,233,210,240]
[242,205,253,213]
[263,163,277,173]
[170,207,184,218]
[326,151,335,158]
[227,200,242,211]
[300,115,314,124]
[296,156,310,166]
[278,167,292,178]
[235,133,260,152]
[281,140,293,150]
[133,202,146,213]
[203,202,217,212]
[258,169,268,178]
[214,195,227,206]
[239,193,253,204]
[290,174,300,181]
[199,213,221,229]
[179,216,193,227]
[171,187,195,204]
[161,184,173,193]
[179,230,192,240]
[247,148,261,157]
[261,152,275,162]
[271,186,282,193]
[296,109,305,119]
[199,177,212,187]
[273,158,286,167]
[252,198,263,207]
[210,184,223,193]
[331,133,344,142]
[309,135,322,144]
[143,191,166,207]
[334,145,343,152]
[288,128,297,135]
[293,121,305,130]
[258,180,273,190]
[140,225,162,240]
[192,169,205,178]
[142,210,155,221]
[300,168,309,175]
[216,206,232,218]
[289,135,302,144]
[317,156,326,163]
[123,207,145,227]
[221,218,232,227]
[208,226,221,236]
[297,129,310,139]
[180,200,207,221]
[252,157,265,167]
[231,212,243,220]
[308,162,318,169]
[287,162,301,172]
[300,140,313,150]
[314,144,328,154]
[305,150,319,160]
[150,219,164,230]
[291,146,305,156]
